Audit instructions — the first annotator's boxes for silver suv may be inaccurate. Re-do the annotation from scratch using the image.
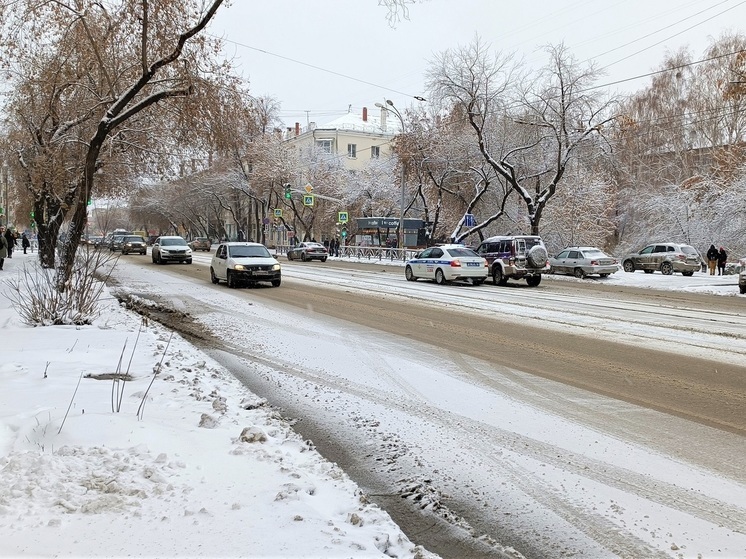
[621,243,700,276]
[474,235,550,287]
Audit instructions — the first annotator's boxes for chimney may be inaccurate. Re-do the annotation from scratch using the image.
[362,107,368,122]
[295,122,300,136]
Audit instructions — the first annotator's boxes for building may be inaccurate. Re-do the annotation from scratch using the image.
[284,106,400,171]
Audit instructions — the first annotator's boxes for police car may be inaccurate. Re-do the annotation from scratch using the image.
[405,244,488,285]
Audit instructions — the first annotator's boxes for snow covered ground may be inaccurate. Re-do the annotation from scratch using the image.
[0,248,744,559]
[0,250,437,559]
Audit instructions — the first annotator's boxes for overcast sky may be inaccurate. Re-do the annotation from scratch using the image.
[208,0,746,128]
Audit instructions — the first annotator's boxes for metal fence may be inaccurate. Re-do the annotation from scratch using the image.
[275,244,419,262]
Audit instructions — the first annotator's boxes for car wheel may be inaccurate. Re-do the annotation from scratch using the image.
[472,278,484,286]
[122,250,128,255]
[152,253,157,263]
[227,270,237,288]
[740,285,746,294]
[185,259,192,264]
[622,260,635,273]
[435,268,447,285]
[660,261,673,275]
[405,265,416,281]
[492,266,504,286]
[527,245,548,268]
[157,253,165,264]
[287,252,293,260]
[210,268,219,284]
[321,257,327,262]
[271,278,281,287]
[526,275,542,287]
[599,273,609,278]
[301,252,307,262]
[573,268,585,279]
[682,271,694,277]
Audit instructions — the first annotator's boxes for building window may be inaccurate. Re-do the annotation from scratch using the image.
[371,146,380,159]
[316,139,332,154]
[347,143,357,158]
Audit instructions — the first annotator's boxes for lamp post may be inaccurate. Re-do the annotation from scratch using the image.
[375,100,406,250]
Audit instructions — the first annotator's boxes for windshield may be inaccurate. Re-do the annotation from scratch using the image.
[123,236,143,242]
[161,238,187,246]
[681,246,699,255]
[583,250,605,258]
[448,248,480,258]
[229,246,271,258]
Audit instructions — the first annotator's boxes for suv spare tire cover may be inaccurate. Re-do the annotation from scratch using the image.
[527,245,548,268]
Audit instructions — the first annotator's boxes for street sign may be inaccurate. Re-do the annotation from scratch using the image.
[303,194,315,206]
[274,208,282,218]
[464,213,476,227]
[304,183,313,193]
[338,211,349,223]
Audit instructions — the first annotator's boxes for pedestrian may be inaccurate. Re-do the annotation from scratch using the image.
[706,244,718,276]
[4,227,16,259]
[718,246,728,276]
[21,233,30,254]
[0,227,7,270]
[328,238,335,257]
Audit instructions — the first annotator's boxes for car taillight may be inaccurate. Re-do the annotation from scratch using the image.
[590,260,598,265]
[677,254,686,261]
[450,260,462,268]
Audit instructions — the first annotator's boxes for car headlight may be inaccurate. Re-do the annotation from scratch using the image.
[271,264,281,271]
[233,264,245,271]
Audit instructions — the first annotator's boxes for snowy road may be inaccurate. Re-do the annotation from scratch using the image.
[111,254,746,559]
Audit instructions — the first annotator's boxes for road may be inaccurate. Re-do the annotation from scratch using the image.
[111,253,746,559]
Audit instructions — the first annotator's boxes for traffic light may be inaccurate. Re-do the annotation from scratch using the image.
[30,211,34,218]
[284,184,292,199]
[341,226,347,238]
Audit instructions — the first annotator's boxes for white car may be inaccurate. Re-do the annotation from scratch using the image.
[404,244,488,285]
[210,242,281,288]
[549,246,619,278]
[151,236,192,264]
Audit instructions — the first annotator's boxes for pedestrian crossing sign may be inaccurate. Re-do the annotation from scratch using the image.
[303,195,315,206]
[274,208,282,218]
[338,211,349,223]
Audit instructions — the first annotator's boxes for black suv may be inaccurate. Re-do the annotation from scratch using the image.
[475,235,550,287]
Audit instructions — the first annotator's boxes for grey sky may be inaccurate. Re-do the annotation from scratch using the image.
[209,0,745,128]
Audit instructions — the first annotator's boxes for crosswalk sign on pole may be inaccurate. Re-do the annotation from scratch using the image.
[303,195,315,206]
[338,211,348,223]
[274,208,282,218]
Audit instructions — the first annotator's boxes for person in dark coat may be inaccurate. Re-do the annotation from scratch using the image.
[717,246,728,276]
[3,227,16,259]
[706,244,718,275]
[21,233,30,254]
[328,238,336,258]
[0,227,8,270]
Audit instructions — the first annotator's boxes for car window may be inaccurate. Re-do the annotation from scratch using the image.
[431,248,444,258]
[216,245,226,258]
[640,246,655,254]
[583,249,605,258]
[652,245,668,253]
[448,248,479,257]
[418,248,433,258]
[524,238,543,250]
[681,246,698,255]
[556,250,569,258]
[161,238,187,246]
[566,251,579,259]
[229,245,271,258]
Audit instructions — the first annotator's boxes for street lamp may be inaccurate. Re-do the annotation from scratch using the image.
[375,100,406,250]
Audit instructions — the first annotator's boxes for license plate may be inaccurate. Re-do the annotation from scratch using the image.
[466,262,480,267]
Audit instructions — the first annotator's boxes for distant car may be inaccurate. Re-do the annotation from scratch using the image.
[739,258,746,294]
[109,235,126,252]
[621,243,701,276]
[549,247,619,278]
[286,241,328,262]
[120,235,147,255]
[189,237,212,252]
[151,236,192,264]
[210,242,281,288]
[405,244,488,285]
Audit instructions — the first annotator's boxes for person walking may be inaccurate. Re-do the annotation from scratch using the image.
[328,238,336,258]
[706,244,718,275]
[718,246,728,276]
[0,227,8,270]
[21,233,30,254]
[4,227,16,259]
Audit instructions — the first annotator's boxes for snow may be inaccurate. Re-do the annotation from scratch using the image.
[1,249,744,558]
[0,251,436,559]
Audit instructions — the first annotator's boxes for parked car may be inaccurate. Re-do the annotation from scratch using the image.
[210,242,281,288]
[151,236,192,264]
[189,237,212,252]
[120,235,147,255]
[549,247,619,278]
[739,258,746,294]
[621,243,701,276]
[109,235,126,252]
[404,244,488,285]
[286,241,328,262]
[474,235,550,287]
